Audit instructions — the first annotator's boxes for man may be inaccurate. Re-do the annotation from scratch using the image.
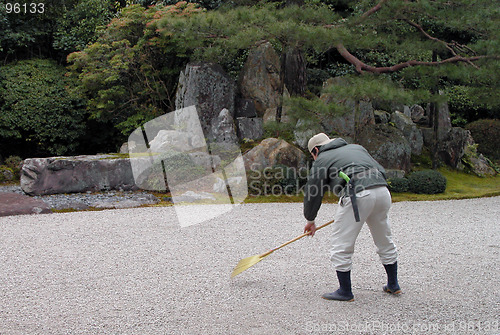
[303,133,401,301]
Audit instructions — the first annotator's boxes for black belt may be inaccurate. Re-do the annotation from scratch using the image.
[339,169,380,222]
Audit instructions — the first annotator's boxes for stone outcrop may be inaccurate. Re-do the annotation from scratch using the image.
[209,109,239,144]
[293,119,324,150]
[410,104,426,124]
[357,124,411,172]
[243,138,307,171]
[390,111,423,155]
[437,97,452,140]
[236,117,263,140]
[239,41,281,116]
[374,110,390,124]
[437,127,473,168]
[149,130,192,153]
[175,62,236,136]
[459,143,497,177]
[320,78,375,137]
[235,98,257,118]
[21,155,138,196]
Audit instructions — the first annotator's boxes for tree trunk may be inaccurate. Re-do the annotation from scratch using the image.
[431,51,440,169]
[276,47,307,122]
[283,47,307,97]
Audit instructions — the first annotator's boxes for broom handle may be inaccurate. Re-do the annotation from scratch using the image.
[260,219,335,257]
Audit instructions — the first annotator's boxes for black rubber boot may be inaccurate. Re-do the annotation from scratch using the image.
[322,271,354,301]
[383,262,402,295]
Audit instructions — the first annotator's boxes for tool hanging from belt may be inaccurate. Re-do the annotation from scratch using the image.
[339,171,361,222]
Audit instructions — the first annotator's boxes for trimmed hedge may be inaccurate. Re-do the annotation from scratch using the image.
[387,177,409,193]
[408,170,447,194]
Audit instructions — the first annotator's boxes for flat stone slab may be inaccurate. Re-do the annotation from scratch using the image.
[0,192,51,217]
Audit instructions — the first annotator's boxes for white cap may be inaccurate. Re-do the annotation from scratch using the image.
[307,133,333,153]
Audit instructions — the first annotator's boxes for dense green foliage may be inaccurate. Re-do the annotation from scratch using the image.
[0,59,87,156]
[67,3,201,136]
[465,119,500,161]
[0,0,498,159]
[408,170,447,194]
[387,177,410,193]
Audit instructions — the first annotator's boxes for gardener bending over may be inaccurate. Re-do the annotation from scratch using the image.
[303,133,401,301]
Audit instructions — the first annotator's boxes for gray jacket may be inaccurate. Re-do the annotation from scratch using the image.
[303,138,387,221]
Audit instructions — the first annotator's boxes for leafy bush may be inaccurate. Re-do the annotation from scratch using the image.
[0,166,14,182]
[465,119,500,161]
[387,177,409,193]
[446,85,498,126]
[0,59,88,157]
[4,156,22,179]
[67,3,202,136]
[408,170,447,194]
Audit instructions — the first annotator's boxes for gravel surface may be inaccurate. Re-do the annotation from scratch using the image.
[0,197,499,334]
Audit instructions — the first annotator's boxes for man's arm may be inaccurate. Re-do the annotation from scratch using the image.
[303,164,328,222]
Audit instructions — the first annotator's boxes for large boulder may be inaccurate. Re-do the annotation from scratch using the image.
[243,138,307,172]
[410,104,426,124]
[175,62,236,136]
[209,108,239,144]
[21,155,138,196]
[390,111,423,155]
[357,124,412,172]
[436,95,452,140]
[149,130,191,153]
[293,119,324,150]
[236,117,264,140]
[235,98,257,118]
[374,110,390,124]
[459,146,497,177]
[239,41,282,116]
[437,127,473,168]
[320,78,375,137]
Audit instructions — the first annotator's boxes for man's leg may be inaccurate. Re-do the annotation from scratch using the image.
[325,191,375,301]
[365,187,401,294]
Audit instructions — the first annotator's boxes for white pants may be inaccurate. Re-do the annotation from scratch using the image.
[330,186,397,272]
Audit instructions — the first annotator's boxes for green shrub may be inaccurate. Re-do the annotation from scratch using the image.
[465,119,500,161]
[0,166,15,182]
[408,170,447,194]
[263,121,295,143]
[3,156,22,180]
[387,177,409,193]
[0,59,87,156]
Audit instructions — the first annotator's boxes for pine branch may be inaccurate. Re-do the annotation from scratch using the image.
[335,43,491,74]
[360,0,389,20]
[331,0,497,74]
[402,19,480,69]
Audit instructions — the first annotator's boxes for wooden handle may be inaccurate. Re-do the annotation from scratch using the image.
[260,219,335,257]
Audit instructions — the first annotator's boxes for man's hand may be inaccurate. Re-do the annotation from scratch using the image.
[304,221,316,237]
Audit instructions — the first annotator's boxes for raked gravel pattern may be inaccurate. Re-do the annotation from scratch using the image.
[0,197,499,335]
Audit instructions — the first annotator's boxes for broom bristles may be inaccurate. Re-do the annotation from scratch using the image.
[230,255,263,278]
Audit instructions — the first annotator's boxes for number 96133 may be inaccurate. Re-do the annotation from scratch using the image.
[4,3,45,14]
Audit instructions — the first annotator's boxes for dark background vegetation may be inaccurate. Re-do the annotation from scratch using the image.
[0,0,498,161]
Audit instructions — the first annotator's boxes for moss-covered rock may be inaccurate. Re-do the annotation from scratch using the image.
[356,124,411,172]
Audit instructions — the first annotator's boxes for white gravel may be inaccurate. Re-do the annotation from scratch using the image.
[0,197,499,334]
